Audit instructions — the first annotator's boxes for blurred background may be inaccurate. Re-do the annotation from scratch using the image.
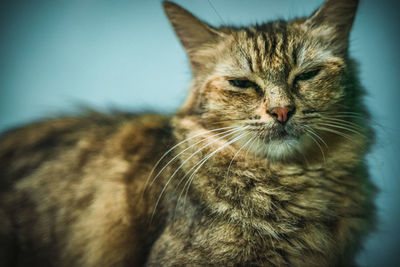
[0,0,399,265]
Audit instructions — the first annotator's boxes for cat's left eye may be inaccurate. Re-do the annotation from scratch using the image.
[294,69,321,84]
[229,79,258,90]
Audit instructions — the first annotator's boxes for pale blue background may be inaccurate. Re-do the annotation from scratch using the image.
[0,0,399,265]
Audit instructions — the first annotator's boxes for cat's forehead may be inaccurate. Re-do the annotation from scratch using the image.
[218,21,335,80]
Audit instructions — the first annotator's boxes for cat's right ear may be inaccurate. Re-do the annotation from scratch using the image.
[163,1,222,53]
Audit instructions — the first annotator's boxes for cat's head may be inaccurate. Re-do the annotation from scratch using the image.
[164,0,365,161]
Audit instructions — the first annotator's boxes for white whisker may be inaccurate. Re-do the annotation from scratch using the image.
[143,125,238,195]
[149,126,248,223]
[304,127,326,162]
[246,131,261,159]
[147,126,241,192]
[314,125,354,141]
[180,130,250,207]
[317,122,364,137]
[320,117,365,132]
[226,133,255,180]
[303,125,328,149]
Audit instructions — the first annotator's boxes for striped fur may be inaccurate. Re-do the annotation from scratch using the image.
[0,0,375,266]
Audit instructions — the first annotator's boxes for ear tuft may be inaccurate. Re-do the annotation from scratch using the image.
[305,0,359,51]
[163,1,220,52]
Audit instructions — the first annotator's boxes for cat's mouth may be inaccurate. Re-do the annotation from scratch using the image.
[244,123,304,159]
[248,123,298,142]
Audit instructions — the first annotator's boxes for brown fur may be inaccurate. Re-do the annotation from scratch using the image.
[0,0,376,266]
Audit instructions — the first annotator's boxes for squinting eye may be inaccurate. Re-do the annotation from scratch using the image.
[294,68,321,84]
[229,79,258,89]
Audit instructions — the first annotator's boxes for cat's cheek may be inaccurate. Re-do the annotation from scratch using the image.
[296,81,342,108]
[200,93,253,125]
[295,85,321,101]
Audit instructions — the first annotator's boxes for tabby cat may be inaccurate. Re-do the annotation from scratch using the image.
[0,0,376,266]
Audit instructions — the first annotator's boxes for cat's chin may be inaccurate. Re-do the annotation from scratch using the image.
[251,137,304,161]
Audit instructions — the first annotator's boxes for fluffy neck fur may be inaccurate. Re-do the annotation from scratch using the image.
[145,114,375,266]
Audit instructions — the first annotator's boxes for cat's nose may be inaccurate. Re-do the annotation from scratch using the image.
[267,105,295,123]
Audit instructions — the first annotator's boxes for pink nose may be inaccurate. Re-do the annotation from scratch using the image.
[267,106,295,123]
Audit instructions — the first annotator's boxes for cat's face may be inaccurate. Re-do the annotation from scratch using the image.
[165,0,361,160]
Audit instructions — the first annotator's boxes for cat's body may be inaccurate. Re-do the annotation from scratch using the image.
[0,114,173,266]
[0,0,376,266]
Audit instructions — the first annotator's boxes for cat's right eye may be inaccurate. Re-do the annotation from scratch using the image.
[229,79,263,95]
[229,79,257,89]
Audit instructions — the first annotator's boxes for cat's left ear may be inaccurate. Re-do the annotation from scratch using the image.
[304,0,359,52]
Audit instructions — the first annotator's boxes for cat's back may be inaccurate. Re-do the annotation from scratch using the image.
[0,112,172,192]
[0,112,172,266]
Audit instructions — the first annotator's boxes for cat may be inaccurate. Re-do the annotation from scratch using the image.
[0,0,376,266]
